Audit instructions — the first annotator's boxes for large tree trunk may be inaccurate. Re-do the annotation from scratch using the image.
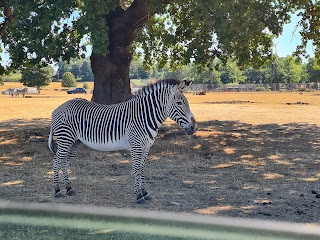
[91,0,150,105]
[91,52,132,104]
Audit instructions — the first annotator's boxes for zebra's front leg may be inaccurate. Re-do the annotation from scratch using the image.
[131,146,151,204]
[140,147,151,201]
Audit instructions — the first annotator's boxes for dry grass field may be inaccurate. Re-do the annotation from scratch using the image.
[1,82,320,224]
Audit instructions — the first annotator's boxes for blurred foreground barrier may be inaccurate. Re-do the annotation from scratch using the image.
[0,201,320,240]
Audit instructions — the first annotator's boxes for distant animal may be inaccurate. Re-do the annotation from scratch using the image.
[8,88,17,97]
[16,88,27,98]
[193,91,206,95]
[48,78,196,204]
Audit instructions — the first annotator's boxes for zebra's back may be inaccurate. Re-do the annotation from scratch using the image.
[52,98,132,151]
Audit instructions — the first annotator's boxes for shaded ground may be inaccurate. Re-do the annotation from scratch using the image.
[1,117,320,224]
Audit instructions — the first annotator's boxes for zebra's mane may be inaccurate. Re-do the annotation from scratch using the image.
[130,78,181,99]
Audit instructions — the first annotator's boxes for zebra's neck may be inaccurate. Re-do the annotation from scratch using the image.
[133,88,169,132]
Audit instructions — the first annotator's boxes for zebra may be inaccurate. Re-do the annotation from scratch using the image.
[16,88,27,98]
[8,88,17,97]
[48,78,196,204]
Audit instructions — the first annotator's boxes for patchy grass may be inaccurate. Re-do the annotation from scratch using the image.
[1,87,320,224]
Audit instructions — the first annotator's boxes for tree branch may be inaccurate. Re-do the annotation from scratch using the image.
[0,2,13,42]
[101,0,173,54]
[125,0,150,30]
[124,0,173,30]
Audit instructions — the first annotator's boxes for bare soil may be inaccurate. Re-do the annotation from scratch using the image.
[1,91,320,224]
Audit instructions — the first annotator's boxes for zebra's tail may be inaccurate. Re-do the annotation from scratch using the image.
[48,126,56,154]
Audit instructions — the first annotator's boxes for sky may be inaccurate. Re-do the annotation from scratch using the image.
[274,14,314,58]
[0,13,315,68]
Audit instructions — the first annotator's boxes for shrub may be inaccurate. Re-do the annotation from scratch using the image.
[61,72,77,88]
[83,82,89,89]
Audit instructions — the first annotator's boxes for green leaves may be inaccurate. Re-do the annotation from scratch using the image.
[20,65,52,89]
[137,0,306,70]
[3,0,78,67]
[1,0,118,71]
[293,1,320,60]
[1,0,320,76]
[62,71,77,88]
[76,0,118,56]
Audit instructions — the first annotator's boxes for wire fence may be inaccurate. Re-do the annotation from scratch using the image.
[190,83,320,92]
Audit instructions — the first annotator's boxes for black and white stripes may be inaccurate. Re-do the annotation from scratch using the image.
[48,78,196,203]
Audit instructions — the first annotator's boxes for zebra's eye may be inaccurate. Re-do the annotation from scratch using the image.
[176,101,183,105]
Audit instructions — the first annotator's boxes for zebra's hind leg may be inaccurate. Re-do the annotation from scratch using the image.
[52,155,63,198]
[62,141,80,196]
[59,158,74,196]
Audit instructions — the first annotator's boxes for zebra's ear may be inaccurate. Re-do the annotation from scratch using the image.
[184,80,193,90]
[178,80,193,91]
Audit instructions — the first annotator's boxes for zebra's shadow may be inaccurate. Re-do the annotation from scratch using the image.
[1,118,320,223]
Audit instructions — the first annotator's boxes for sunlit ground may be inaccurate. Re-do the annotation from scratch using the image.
[1,83,320,224]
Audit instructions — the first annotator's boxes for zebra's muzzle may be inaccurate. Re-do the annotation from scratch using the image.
[185,117,196,135]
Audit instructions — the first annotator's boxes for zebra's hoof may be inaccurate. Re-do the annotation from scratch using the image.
[54,191,63,198]
[136,193,146,204]
[137,197,146,204]
[66,188,76,196]
[143,193,152,201]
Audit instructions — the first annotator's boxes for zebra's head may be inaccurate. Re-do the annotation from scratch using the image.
[167,80,196,135]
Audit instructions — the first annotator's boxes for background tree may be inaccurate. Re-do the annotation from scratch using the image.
[146,62,190,80]
[80,60,94,82]
[1,1,320,103]
[165,65,190,80]
[53,61,70,82]
[20,66,52,94]
[148,66,170,80]
[62,72,77,88]
[219,60,247,84]
[54,58,93,82]
[188,63,221,84]
[130,57,149,79]
[0,75,3,86]
[301,58,320,83]
[83,82,89,90]
[280,56,303,83]
[245,68,267,84]
[71,63,81,79]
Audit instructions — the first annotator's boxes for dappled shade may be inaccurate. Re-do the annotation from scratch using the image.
[1,117,320,223]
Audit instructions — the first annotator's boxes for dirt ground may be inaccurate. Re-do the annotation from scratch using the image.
[1,91,320,224]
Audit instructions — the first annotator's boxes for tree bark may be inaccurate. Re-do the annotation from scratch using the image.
[91,52,132,104]
[0,2,13,42]
[91,0,151,104]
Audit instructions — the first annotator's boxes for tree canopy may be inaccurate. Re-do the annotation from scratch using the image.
[61,71,77,88]
[1,1,320,103]
[20,66,52,93]
[54,58,93,82]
